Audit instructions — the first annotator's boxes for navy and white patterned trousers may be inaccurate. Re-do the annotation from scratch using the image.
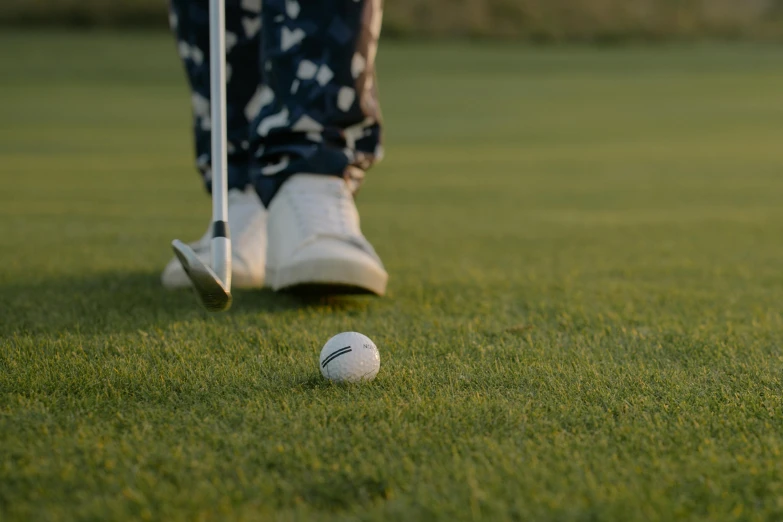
[168,0,384,206]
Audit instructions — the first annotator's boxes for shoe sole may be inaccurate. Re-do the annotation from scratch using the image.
[162,275,265,290]
[268,257,387,296]
[162,261,265,290]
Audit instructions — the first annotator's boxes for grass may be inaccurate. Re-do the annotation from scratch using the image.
[1,30,783,521]
[4,0,783,41]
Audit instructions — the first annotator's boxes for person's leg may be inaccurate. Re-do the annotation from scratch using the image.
[254,0,388,295]
[249,0,384,205]
[168,0,263,191]
[162,0,267,289]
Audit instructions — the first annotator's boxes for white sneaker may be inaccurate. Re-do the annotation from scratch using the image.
[266,174,388,295]
[161,187,267,289]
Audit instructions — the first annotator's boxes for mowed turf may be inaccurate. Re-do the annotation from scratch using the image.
[1,30,783,521]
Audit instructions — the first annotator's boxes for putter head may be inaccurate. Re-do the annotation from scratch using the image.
[171,239,232,312]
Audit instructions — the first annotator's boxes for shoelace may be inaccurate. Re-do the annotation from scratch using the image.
[292,182,358,240]
[287,179,382,263]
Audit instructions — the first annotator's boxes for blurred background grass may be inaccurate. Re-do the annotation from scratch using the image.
[3,0,783,41]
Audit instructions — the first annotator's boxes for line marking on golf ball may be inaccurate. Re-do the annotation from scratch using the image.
[321,346,352,367]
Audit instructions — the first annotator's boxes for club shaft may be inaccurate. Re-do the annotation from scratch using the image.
[209,0,231,288]
[209,0,228,225]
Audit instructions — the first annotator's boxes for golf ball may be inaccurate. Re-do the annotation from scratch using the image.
[319,332,380,383]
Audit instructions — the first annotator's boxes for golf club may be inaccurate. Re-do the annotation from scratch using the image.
[171,0,232,312]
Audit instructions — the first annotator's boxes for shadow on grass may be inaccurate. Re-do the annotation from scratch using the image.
[1,271,375,337]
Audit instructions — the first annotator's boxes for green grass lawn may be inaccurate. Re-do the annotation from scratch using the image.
[1,31,783,521]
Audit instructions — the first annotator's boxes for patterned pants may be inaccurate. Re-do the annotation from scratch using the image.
[168,0,383,206]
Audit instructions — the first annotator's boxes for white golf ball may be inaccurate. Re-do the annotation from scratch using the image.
[319,332,380,383]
